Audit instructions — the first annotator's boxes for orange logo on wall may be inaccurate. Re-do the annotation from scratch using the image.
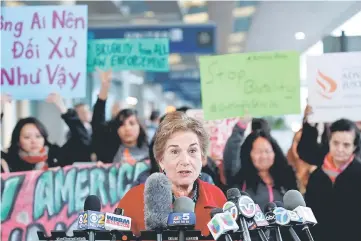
[316,70,338,99]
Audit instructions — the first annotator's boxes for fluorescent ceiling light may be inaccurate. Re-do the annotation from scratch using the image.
[229,32,247,44]
[126,97,138,106]
[169,54,182,65]
[130,18,159,24]
[183,12,209,23]
[228,45,243,53]
[295,32,306,40]
[5,1,25,6]
[179,0,206,8]
[233,6,256,18]
[144,11,155,17]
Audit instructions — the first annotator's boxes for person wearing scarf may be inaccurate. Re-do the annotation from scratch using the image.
[303,118,361,241]
[3,93,93,172]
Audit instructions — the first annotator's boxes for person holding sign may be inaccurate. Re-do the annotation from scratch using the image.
[2,93,88,172]
[92,69,149,165]
[303,118,361,241]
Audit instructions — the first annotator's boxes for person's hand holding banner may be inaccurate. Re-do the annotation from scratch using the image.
[46,93,67,114]
[97,68,113,100]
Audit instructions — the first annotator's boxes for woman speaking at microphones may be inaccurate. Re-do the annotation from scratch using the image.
[117,111,227,237]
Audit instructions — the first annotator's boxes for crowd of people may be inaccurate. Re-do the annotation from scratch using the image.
[1,69,361,241]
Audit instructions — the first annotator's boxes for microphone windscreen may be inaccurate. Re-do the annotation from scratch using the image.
[114,208,124,215]
[240,191,251,197]
[283,190,306,210]
[226,188,241,200]
[210,208,223,218]
[144,173,172,230]
[84,195,101,211]
[263,202,276,213]
[173,197,195,213]
[274,201,284,208]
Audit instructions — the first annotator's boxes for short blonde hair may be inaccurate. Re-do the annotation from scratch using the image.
[153,111,209,162]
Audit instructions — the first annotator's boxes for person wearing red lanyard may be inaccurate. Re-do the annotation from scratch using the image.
[232,130,298,210]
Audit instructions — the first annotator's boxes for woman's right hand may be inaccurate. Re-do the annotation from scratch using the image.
[97,68,112,100]
[1,93,12,111]
[303,105,313,123]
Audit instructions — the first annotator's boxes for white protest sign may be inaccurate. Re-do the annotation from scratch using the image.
[307,52,361,122]
[1,5,88,100]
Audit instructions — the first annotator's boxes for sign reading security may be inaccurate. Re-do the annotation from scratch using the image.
[307,51,361,122]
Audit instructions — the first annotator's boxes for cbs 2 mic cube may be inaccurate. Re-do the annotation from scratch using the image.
[77,211,105,230]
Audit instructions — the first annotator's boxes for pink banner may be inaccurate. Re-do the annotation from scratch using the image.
[1,161,149,241]
[186,109,239,161]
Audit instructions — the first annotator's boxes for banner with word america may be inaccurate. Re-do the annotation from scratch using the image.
[1,162,150,241]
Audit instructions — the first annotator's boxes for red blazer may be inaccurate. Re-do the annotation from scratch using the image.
[117,179,227,237]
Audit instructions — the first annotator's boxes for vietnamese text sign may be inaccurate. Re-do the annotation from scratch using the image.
[307,52,361,122]
[1,161,150,241]
[199,51,300,120]
[87,38,169,72]
[0,5,88,100]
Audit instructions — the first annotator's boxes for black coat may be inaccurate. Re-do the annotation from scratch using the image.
[305,158,361,241]
[3,109,92,172]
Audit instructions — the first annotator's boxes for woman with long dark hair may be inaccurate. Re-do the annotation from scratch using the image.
[233,130,297,209]
[92,70,149,164]
[2,93,89,172]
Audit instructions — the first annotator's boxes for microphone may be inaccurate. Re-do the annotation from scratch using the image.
[222,201,239,221]
[207,208,239,241]
[226,188,253,241]
[144,173,173,241]
[264,202,276,225]
[168,196,196,241]
[274,201,301,241]
[104,208,132,241]
[77,195,105,241]
[283,190,317,241]
[263,202,284,241]
[249,204,269,241]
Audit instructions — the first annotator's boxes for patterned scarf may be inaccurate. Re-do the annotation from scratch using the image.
[19,146,49,166]
[322,153,354,183]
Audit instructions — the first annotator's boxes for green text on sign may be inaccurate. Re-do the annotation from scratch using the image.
[87,38,169,72]
[199,51,301,120]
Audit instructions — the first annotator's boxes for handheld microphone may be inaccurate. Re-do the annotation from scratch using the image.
[283,190,317,241]
[144,173,173,241]
[264,202,276,225]
[274,201,301,241]
[207,208,239,241]
[222,201,239,221]
[263,202,284,241]
[78,195,105,241]
[226,188,253,241]
[248,204,269,241]
[105,208,129,241]
[168,196,196,241]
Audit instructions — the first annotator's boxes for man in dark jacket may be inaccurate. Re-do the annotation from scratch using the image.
[299,119,361,241]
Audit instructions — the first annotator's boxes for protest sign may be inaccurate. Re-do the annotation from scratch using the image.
[1,161,150,241]
[199,51,300,120]
[307,51,361,122]
[1,5,88,100]
[87,38,169,72]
